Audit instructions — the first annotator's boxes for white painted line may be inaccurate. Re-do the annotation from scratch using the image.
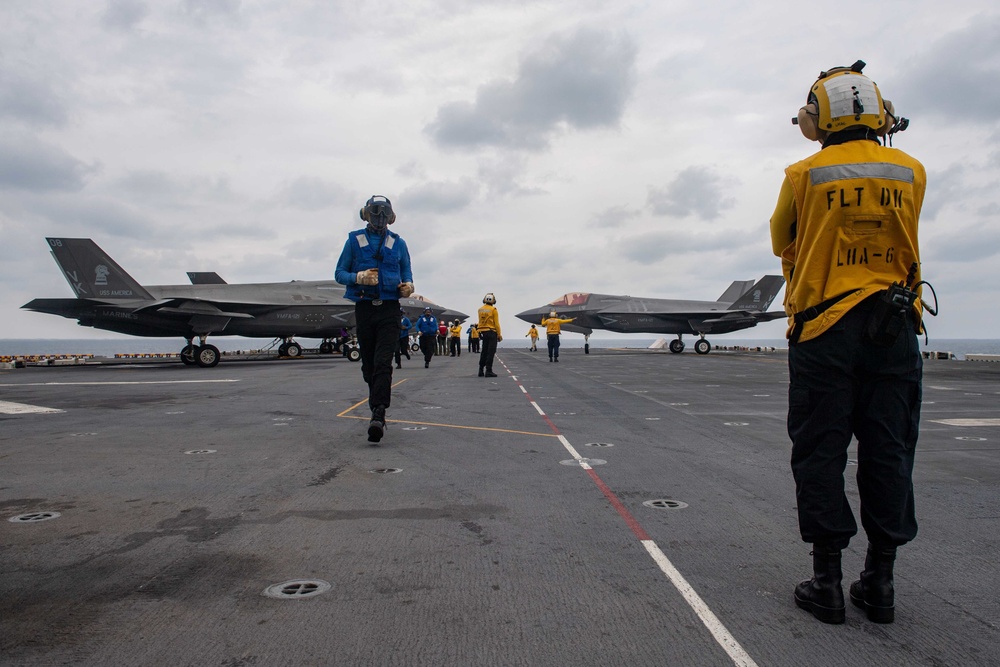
[0,379,241,387]
[519,386,527,394]
[530,401,545,416]
[0,400,63,415]
[557,434,583,460]
[642,540,759,667]
[931,418,1000,426]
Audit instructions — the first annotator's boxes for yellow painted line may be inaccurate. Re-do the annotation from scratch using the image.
[337,378,553,437]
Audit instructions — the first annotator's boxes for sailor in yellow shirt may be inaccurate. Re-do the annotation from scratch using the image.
[449,322,463,357]
[525,324,539,351]
[540,311,574,362]
[468,323,479,353]
[477,293,501,377]
[771,60,925,627]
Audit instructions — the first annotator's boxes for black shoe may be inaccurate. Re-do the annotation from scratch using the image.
[850,544,896,623]
[478,369,485,377]
[794,547,845,624]
[425,361,429,368]
[485,371,498,377]
[549,357,553,362]
[368,407,386,443]
[554,358,559,362]
[396,364,402,369]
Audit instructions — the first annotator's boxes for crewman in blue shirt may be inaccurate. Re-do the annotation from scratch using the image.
[335,195,414,443]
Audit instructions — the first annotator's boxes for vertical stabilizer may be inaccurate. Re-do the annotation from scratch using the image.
[46,238,154,300]
[727,275,785,311]
[717,280,755,303]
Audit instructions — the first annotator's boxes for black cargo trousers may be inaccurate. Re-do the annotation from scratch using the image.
[354,299,400,411]
[788,295,922,551]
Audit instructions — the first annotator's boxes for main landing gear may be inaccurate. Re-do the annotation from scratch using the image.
[277,339,302,358]
[668,335,712,355]
[180,336,221,368]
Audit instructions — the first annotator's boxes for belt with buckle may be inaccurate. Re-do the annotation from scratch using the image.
[372,299,383,306]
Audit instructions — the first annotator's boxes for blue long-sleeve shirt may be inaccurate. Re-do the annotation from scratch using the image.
[335,228,413,302]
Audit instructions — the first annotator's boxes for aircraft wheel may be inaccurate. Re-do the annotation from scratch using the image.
[584,343,590,354]
[285,342,302,358]
[319,342,333,354]
[196,344,221,367]
[410,342,420,352]
[278,343,289,357]
[181,344,199,365]
[669,339,685,354]
[694,339,711,355]
[347,347,361,362]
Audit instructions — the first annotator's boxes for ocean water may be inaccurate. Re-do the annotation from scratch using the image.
[2,337,998,360]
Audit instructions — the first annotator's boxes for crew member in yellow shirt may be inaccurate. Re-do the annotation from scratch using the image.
[477,293,501,377]
[449,321,463,357]
[771,60,926,627]
[525,324,539,351]
[540,311,574,362]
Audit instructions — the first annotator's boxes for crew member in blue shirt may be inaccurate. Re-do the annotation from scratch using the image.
[335,195,414,443]
[415,306,438,368]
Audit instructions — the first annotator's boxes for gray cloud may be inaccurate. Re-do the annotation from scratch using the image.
[893,14,1000,123]
[588,205,641,229]
[399,179,478,213]
[426,26,637,151]
[614,227,759,265]
[477,157,547,198]
[923,220,1000,262]
[113,170,240,208]
[0,134,96,192]
[0,64,70,127]
[101,0,150,31]
[647,166,737,220]
[274,176,352,212]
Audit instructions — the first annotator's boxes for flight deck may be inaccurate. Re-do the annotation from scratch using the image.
[1,348,997,666]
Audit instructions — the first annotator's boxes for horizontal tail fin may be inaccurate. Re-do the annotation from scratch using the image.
[727,275,785,311]
[45,238,153,301]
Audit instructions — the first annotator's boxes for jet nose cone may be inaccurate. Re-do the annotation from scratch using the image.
[515,306,547,323]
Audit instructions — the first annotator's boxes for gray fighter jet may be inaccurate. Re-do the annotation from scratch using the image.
[515,275,785,354]
[22,238,467,367]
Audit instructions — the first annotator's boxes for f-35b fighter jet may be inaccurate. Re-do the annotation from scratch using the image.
[22,238,467,367]
[515,276,785,354]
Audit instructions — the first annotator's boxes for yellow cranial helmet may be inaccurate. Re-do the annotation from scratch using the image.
[483,293,496,305]
[794,60,895,142]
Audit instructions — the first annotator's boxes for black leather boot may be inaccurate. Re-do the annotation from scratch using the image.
[794,546,846,624]
[368,406,386,443]
[849,544,896,623]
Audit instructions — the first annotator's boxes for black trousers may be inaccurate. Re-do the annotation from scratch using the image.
[394,337,410,365]
[420,334,436,364]
[450,337,461,356]
[788,297,921,551]
[354,300,399,411]
[479,330,498,372]
[547,334,561,358]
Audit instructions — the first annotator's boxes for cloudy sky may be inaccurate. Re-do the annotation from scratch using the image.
[2,1,998,345]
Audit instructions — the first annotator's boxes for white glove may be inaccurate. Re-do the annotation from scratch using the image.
[356,269,379,286]
[398,282,414,297]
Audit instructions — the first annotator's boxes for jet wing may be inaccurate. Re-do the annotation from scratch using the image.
[143,299,255,319]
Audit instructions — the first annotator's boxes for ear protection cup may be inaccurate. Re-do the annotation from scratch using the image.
[797,102,821,141]
[483,293,496,305]
[877,99,896,137]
